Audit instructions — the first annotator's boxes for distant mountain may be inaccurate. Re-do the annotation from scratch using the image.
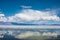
[0,22,12,25]
[11,22,60,26]
[11,22,38,25]
[0,22,38,25]
[0,22,60,26]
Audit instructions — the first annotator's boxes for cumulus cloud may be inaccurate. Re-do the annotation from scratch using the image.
[0,9,60,24]
[8,9,60,22]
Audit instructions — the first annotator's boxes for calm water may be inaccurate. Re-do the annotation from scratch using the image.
[0,25,60,40]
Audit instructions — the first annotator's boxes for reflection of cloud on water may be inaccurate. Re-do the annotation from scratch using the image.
[15,31,58,39]
[15,31,40,39]
[0,29,60,40]
[42,32,58,37]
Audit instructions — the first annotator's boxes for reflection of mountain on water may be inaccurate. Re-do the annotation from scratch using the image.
[0,31,20,40]
[3,32,14,38]
[0,35,19,40]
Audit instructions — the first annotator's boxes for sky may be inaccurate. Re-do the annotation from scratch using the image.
[0,0,60,24]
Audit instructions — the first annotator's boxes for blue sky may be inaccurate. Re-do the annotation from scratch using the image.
[0,0,60,24]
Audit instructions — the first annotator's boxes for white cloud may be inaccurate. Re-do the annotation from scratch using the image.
[0,9,60,24]
[0,14,5,17]
[21,5,32,9]
[0,14,7,22]
[13,9,60,22]
[8,16,14,22]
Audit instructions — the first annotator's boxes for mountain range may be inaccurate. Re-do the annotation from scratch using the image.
[0,22,60,26]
